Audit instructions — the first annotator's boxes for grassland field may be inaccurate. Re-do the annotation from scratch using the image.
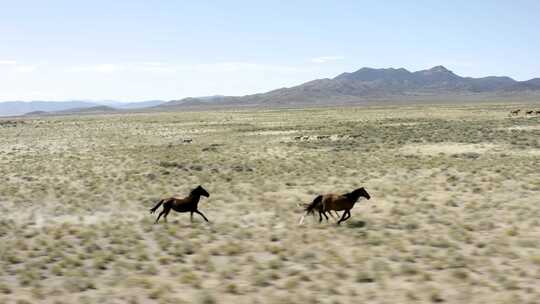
[0,103,539,304]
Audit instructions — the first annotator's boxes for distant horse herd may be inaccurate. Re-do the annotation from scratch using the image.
[509,109,540,116]
[150,185,372,225]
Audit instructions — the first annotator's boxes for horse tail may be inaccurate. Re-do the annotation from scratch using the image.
[305,195,323,215]
[150,199,165,214]
[296,202,309,208]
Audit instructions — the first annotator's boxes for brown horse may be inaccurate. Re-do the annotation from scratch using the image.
[526,110,534,115]
[299,187,371,225]
[510,109,521,116]
[150,185,210,224]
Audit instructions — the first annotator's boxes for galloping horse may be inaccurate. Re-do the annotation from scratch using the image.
[510,109,521,116]
[150,185,210,224]
[299,187,371,225]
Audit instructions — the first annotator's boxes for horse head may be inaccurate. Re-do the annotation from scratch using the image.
[353,187,371,200]
[193,185,210,198]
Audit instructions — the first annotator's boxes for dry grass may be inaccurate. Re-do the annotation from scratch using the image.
[1,103,539,303]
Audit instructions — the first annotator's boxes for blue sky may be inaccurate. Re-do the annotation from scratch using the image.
[1,0,539,101]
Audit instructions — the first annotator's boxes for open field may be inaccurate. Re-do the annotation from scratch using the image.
[1,103,539,304]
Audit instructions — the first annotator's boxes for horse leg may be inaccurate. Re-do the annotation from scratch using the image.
[190,211,194,222]
[298,213,306,225]
[155,210,165,224]
[322,211,329,222]
[163,207,170,223]
[337,211,348,225]
[318,211,323,223]
[195,210,210,222]
[331,211,340,218]
[342,210,351,223]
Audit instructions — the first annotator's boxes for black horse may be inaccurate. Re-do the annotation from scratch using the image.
[150,185,210,224]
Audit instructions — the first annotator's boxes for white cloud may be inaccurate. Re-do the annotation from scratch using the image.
[311,56,344,63]
[14,65,37,73]
[0,60,38,73]
[130,62,177,73]
[138,62,165,66]
[66,64,124,73]
[0,60,17,65]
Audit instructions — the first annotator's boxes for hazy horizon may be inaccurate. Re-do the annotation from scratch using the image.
[1,0,539,102]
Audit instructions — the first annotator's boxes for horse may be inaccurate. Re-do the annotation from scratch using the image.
[536,110,540,115]
[299,187,371,225]
[510,109,521,116]
[526,110,534,115]
[150,185,210,224]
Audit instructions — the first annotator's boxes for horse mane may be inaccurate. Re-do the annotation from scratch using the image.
[343,191,357,200]
[189,187,199,196]
[343,189,362,201]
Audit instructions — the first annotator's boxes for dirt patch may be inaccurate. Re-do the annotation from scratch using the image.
[400,143,540,158]
[246,130,300,136]
[504,125,540,131]
[508,149,540,156]
[380,122,425,127]
[399,143,501,156]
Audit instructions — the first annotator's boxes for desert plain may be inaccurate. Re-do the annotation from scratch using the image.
[1,103,539,303]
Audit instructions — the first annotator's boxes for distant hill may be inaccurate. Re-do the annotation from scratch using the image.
[23,110,49,116]
[158,96,232,108]
[0,101,101,116]
[157,65,540,108]
[55,105,118,114]
[22,105,119,116]
[104,100,165,109]
[196,95,226,101]
[0,100,165,116]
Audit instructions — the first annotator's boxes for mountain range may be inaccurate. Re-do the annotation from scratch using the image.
[159,66,540,108]
[2,66,539,116]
